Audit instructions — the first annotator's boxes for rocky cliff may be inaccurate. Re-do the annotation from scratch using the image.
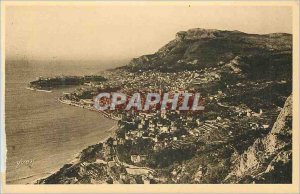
[224,95,292,183]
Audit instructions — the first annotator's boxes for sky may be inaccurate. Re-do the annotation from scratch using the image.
[5,4,293,61]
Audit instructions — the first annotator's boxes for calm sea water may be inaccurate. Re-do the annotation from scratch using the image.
[5,60,120,184]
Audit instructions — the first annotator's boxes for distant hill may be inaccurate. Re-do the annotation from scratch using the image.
[123,28,292,80]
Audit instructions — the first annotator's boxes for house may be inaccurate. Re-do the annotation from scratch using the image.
[149,127,155,132]
[117,138,125,145]
[149,123,155,128]
[262,124,270,129]
[137,131,143,137]
[189,129,200,137]
[130,155,147,163]
[81,99,94,106]
[113,140,118,146]
[125,133,133,140]
[151,137,158,142]
[160,126,169,133]
[104,146,113,161]
[131,155,140,163]
[170,126,177,132]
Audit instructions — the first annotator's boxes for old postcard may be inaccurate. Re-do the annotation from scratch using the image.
[0,0,299,193]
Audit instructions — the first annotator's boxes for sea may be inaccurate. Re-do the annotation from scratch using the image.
[5,60,122,184]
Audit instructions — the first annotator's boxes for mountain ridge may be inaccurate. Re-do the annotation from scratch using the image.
[124,28,292,73]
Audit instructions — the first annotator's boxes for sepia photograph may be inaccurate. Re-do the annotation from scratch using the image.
[0,1,299,193]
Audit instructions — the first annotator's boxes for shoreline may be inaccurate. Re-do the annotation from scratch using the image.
[58,98,120,121]
[8,121,118,184]
[32,125,118,184]
[30,98,119,184]
[25,86,52,93]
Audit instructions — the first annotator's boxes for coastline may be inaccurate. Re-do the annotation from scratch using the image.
[7,87,118,184]
[8,120,118,184]
[32,128,118,184]
[31,98,119,184]
[25,86,52,93]
[57,98,120,121]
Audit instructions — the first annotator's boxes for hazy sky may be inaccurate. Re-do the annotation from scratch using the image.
[6,5,292,61]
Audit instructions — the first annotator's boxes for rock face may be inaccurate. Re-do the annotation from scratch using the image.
[224,95,292,183]
[176,28,219,40]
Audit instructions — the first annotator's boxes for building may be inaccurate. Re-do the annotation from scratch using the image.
[160,126,169,133]
[130,155,147,163]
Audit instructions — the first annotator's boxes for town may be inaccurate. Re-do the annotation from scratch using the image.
[93,92,205,111]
